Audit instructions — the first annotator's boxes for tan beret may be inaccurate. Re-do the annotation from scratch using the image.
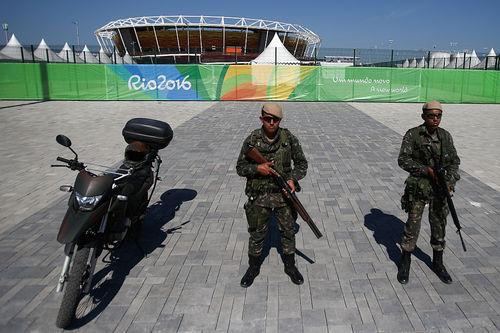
[422,100,443,112]
[261,103,283,119]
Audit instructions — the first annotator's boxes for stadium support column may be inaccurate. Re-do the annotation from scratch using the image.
[199,24,203,55]
[293,36,299,56]
[118,28,127,55]
[244,27,248,54]
[153,26,161,53]
[133,25,143,55]
[175,25,181,52]
[223,26,225,54]
[187,28,190,62]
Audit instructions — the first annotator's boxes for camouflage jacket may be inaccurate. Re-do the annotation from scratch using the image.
[398,124,460,209]
[236,127,308,207]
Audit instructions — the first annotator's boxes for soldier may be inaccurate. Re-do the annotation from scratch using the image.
[236,103,308,287]
[397,101,460,284]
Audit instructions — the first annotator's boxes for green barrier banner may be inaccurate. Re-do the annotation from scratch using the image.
[1,63,499,103]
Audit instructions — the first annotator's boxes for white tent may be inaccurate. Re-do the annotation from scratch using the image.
[98,47,112,64]
[475,48,497,69]
[78,45,99,63]
[122,50,134,64]
[402,59,409,68]
[446,52,464,69]
[409,57,417,68]
[464,50,480,68]
[0,34,42,61]
[58,42,83,63]
[251,33,300,65]
[113,50,124,64]
[430,51,450,68]
[34,39,64,62]
[0,52,15,61]
[417,57,427,68]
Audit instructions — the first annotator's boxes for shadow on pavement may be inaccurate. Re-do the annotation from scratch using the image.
[0,100,47,110]
[364,208,431,267]
[261,215,314,265]
[69,188,197,329]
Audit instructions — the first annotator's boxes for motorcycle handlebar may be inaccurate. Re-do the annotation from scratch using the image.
[55,156,84,171]
[57,156,71,164]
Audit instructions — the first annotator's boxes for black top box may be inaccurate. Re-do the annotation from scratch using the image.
[122,118,173,150]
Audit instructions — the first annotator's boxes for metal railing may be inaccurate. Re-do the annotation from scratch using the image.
[317,47,500,70]
[1,44,499,70]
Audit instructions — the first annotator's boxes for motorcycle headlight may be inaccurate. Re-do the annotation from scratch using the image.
[75,192,103,211]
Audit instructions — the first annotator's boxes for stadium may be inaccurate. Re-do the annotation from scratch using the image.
[94,15,321,64]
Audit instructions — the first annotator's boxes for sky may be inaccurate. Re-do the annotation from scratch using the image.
[1,0,499,53]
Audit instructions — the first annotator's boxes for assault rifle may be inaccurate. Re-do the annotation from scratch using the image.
[427,144,467,251]
[245,147,323,239]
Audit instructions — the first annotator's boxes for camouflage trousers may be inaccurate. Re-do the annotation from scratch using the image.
[244,200,297,256]
[400,197,449,252]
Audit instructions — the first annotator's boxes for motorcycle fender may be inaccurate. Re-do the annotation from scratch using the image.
[63,243,75,256]
[56,204,107,244]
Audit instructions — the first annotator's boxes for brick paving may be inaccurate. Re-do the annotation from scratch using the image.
[0,101,499,332]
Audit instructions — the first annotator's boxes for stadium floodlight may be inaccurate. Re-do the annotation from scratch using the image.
[72,20,80,47]
[2,23,8,44]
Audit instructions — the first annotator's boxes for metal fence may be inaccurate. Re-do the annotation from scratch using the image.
[317,47,500,70]
[1,43,499,70]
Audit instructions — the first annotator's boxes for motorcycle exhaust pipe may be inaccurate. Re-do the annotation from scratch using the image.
[56,254,72,293]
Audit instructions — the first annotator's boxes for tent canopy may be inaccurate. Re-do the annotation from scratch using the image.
[1,34,43,61]
[251,33,300,65]
[34,39,64,62]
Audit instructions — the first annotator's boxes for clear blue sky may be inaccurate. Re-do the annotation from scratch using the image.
[2,0,499,53]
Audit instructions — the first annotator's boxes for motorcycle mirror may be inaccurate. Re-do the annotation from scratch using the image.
[56,135,72,148]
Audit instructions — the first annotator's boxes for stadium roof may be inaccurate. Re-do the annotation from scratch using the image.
[95,15,320,45]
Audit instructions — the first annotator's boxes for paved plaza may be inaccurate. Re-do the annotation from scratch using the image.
[0,100,499,332]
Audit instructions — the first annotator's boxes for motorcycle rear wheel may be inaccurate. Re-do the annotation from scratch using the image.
[55,245,90,329]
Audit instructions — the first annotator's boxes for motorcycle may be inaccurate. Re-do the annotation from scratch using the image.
[52,118,173,329]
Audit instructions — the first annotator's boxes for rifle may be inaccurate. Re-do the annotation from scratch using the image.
[426,144,467,251]
[245,147,323,239]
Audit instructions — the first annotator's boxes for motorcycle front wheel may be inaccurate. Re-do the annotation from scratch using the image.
[55,245,90,329]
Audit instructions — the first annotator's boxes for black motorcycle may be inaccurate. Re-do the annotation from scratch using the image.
[52,118,173,329]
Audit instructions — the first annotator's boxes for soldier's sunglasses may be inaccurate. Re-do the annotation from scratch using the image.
[262,116,281,123]
[424,113,442,119]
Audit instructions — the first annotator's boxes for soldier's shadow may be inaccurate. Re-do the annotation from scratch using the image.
[364,208,431,267]
[261,215,314,264]
[69,188,197,329]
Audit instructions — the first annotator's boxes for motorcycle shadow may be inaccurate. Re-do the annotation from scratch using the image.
[70,188,197,329]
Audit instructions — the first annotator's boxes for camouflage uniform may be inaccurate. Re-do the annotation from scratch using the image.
[236,127,308,256]
[398,124,460,252]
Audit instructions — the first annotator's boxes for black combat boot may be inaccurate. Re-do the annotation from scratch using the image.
[397,250,411,284]
[282,253,304,285]
[240,255,261,288]
[432,250,452,284]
